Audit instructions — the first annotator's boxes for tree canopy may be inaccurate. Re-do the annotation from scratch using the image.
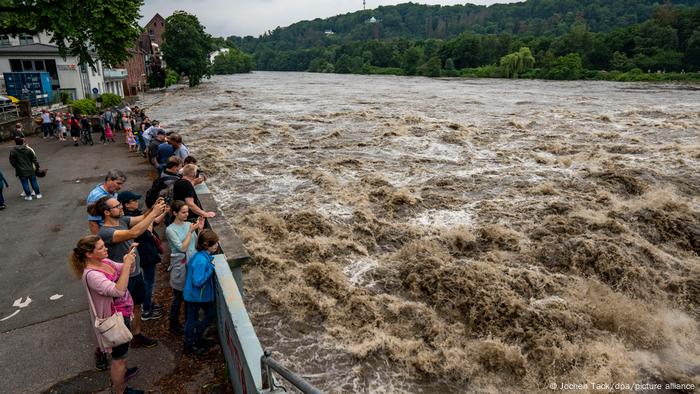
[0,0,143,67]
[211,49,254,75]
[161,11,212,87]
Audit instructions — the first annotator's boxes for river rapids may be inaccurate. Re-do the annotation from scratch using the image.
[145,72,700,393]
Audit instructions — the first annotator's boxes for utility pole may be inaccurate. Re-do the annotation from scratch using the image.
[363,0,366,11]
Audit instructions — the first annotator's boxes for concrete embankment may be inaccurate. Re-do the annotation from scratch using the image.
[0,135,229,392]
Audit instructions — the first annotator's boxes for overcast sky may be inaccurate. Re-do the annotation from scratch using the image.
[140,1,518,38]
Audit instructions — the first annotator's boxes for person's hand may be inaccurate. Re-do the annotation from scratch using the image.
[204,211,216,218]
[153,199,167,215]
[123,245,137,267]
[197,216,205,231]
[189,221,199,232]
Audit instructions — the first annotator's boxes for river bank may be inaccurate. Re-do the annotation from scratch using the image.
[143,72,700,393]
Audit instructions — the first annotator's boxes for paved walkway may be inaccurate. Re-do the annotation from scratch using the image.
[0,136,175,393]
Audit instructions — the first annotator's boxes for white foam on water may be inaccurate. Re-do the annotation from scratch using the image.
[343,258,378,287]
[411,206,474,228]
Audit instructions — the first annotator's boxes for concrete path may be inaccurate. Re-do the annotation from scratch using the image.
[0,136,174,393]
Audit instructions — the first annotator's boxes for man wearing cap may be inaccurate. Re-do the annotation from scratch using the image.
[96,194,167,348]
[121,191,166,321]
[86,170,126,234]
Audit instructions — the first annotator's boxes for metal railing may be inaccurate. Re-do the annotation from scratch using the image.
[261,351,324,394]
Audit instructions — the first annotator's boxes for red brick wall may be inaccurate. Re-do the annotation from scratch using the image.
[146,14,166,46]
[119,48,147,96]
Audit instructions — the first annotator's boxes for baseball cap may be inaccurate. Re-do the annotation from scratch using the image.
[117,190,142,204]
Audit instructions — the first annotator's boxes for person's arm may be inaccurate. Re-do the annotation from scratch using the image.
[9,151,16,169]
[184,197,215,218]
[115,251,135,291]
[86,269,127,297]
[111,201,166,243]
[31,151,40,170]
[180,221,198,252]
[190,254,215,287]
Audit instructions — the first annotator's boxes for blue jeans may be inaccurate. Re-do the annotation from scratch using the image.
[18,176,40,196]
[142,264,156,313]
[42,123,52,137]
[0,187,5,206]
[184,301,216,350]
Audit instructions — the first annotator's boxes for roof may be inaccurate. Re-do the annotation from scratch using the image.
[146,13,165,26]
[0,43,60,55]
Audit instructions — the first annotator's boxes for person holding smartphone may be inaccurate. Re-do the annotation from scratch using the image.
[165,200,204,334]
[88,196,167,348]
[69,235,142,394]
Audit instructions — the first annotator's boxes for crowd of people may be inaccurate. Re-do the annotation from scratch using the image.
[51,107,221,394]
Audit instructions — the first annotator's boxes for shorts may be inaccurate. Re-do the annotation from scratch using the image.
[111,316,131,359]
[127,272,146,305]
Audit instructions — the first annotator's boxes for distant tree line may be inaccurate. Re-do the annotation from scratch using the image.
[231,2,700,80]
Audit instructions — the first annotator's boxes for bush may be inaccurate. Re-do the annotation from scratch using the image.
[59,91,72,105]
[100,93,122,108]
[165,70,179,87]
[71,99,97,115]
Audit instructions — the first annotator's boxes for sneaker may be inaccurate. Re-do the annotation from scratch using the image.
[124,366,139,381]
[130,334,158,348]
[0,205,6,210]
[20,191,35,197]
[95,348,108,371]
[141,309,163,321]
[24,196,32,201]
[151,303,164,312]
[35,194,42,199]
[123,387,145,394]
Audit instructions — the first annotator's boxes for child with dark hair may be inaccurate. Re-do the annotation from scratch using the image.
[182,228,219,355]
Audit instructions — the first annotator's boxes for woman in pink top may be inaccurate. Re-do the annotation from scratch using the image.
[69,235,143,394]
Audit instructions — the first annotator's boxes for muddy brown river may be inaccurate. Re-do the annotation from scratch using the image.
[146,72,700,393]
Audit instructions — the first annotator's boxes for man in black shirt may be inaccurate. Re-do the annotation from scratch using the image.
[173,164,215,221]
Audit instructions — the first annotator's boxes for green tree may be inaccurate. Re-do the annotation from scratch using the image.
[418,56,442,77]
[211,49,254,74]
[499,47,535,78]
[443,58,458,77]
[335,54,352,73]
[402,46,423,75]
[686,30,700,70]
[0,0,143,67]
[162,11,212,87]
[547,53,584,80]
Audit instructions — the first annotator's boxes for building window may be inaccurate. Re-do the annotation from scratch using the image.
[19,34,35,45]
[34,60,45,71]
[0,35,10,46]
[22,60,33,70]
[149,29,154,36]
[9,59,22,71]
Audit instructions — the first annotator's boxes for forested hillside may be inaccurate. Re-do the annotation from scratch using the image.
[229,0,699,52]
[223,1,700,80]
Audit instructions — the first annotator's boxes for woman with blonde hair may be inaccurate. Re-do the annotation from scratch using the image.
[69,235,143,394]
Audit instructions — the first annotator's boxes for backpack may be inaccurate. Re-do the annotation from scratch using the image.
[145,174,178,207]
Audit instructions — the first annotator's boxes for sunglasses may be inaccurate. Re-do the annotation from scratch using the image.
[109,203,123,210]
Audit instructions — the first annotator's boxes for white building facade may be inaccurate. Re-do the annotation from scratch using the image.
[0,32,127,101]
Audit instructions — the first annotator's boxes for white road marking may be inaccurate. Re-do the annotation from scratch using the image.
[49,294,63,301]
[13,297,32,308]
[0,310,20,321]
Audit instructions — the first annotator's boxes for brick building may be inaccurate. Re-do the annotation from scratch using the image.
[119,47,147,96]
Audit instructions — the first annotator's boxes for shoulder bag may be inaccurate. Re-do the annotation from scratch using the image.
[84,270,133,348]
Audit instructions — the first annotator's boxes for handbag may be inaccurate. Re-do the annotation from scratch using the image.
[84,270,133,348]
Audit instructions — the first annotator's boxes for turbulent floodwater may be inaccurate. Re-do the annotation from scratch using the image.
[146,72,700,393]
